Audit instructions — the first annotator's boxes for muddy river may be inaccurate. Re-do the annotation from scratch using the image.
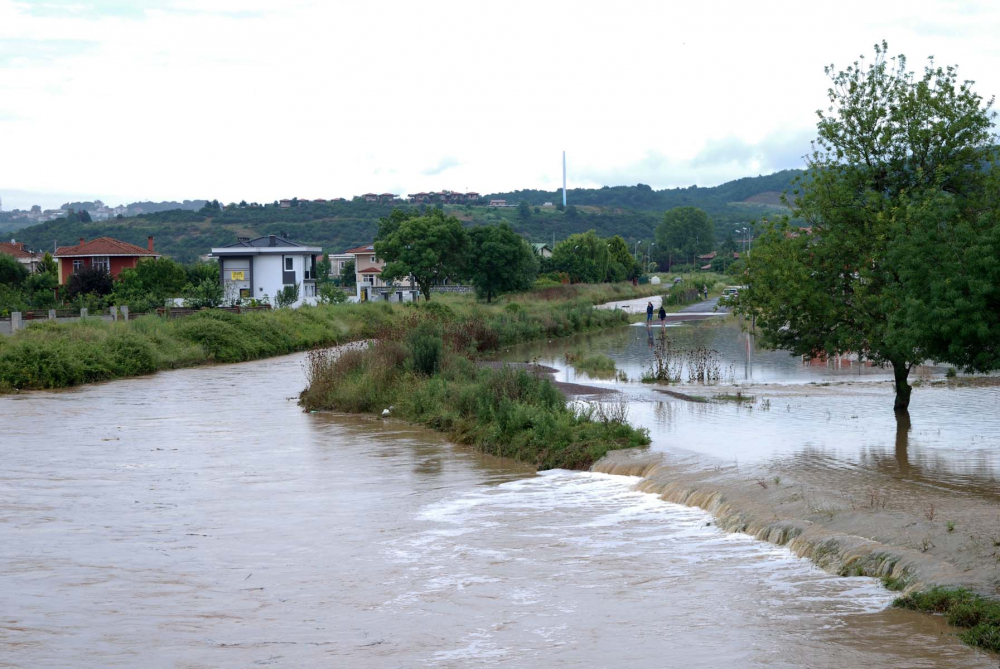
[1,339,996,666]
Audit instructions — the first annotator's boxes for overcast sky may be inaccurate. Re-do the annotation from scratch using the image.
[1,0,999,210]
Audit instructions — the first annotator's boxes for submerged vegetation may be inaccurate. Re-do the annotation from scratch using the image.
[893,588,1000,652]
[0,283,659,391]
[300,336,650,470]
[565,350,617,377]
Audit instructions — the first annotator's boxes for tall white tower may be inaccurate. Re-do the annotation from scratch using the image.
[562,151,567,207]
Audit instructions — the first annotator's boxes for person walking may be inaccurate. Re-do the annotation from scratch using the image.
[646,301,654,326]
[703,285,709,301]
[658,304,667,327]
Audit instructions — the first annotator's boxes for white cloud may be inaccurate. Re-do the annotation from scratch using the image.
[0,0,998,209]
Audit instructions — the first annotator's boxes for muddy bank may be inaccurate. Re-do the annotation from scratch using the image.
[593,448,1000,599]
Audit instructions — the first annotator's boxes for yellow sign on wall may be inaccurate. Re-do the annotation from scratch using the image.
[230,270,245,280]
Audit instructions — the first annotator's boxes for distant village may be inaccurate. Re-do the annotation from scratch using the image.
[0,189,545,227]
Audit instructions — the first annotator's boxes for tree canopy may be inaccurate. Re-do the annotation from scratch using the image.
[654,206,715,270]
[734,42,999,412]
[375,209,469,301]
[550,230,609,284]
[468,223,538,302]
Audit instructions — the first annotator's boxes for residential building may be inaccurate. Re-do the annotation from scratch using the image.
[341,243,419,302]
[362,193,378,202]
[327,252,354,281]
[531,243,553,258]
[378,193,398,204]
[488,199,507,208]
[54,237,161,284]
[406,191,480,205]
[0,240,41,273]
[210,235,322,307]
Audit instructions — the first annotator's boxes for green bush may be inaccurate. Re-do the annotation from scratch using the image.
[407,322,443,376]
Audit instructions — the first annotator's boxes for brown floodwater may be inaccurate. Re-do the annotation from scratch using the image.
[503,319,1000,496]
[1,351,995,667]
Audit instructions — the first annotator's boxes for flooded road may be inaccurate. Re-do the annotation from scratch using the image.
[1,352,995,667]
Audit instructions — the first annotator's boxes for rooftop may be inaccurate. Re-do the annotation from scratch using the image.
[342,243,376,255]
[0,241,36,259]
[55,237,159,258]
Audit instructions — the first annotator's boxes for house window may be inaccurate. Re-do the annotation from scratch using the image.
[92,256,110,273]
[72,259,84,272]
[284,257,294,271]
[365,274,374,285]
[369,255,376,263]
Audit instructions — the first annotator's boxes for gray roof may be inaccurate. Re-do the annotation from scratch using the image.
[220,235,308,248]
[211,234,322,255]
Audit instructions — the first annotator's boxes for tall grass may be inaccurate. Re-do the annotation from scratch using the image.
[299,341,650,470]
[0,283,657,391]
[893,588,1000,652]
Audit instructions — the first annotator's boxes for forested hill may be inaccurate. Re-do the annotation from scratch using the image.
[488,169,801,224]
[2,170,800,262]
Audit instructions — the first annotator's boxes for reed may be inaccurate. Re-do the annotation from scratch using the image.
[299,340,650,471]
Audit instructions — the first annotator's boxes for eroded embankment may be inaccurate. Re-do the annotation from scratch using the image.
[593,449,998,597]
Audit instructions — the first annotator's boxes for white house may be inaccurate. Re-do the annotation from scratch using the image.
[211,235,322,307]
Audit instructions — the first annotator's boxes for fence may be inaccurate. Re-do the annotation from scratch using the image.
[429,285,473,294]
[1,304,273,335]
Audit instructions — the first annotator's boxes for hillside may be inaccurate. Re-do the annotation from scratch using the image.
[2,170,800,262]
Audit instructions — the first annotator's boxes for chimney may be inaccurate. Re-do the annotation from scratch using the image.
[147,236,154,252]
[268,234,276,247]
[80,237,85,245]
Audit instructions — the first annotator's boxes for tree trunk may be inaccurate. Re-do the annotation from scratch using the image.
[891,360,911,413]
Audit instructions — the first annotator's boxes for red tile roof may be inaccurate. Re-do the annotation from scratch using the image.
[357,266,381,274]
[55,237,160,258]
[0,242,35,259]
[342,244,376,255]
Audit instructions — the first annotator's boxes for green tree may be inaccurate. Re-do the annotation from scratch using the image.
[550,230,608,283]
[183,278,224,308]
[341,259,356,288]
[517,200,532,222]
[112,258,189,311]
[734,42,999,413]
[275,282,300,308]
[655,206,715,270]
[79,209,92,223]
[38,252,58,276]
[316,253,333,284]
[24,272,58,308]
[375,209,469,301]
[185,261,219,286]
[606,235,637,280]
[0,254,29,286]
[375,209,416,242]
[468,223,538,302]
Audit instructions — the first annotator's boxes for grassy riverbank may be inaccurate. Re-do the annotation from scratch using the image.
[893,588,1000,652]
[0,283,661,391]
[299,332,649,470]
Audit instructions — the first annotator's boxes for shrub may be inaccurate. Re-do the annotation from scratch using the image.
[407,322,443,376]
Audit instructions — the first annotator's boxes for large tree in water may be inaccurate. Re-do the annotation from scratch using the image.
[735,42,1000,413]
